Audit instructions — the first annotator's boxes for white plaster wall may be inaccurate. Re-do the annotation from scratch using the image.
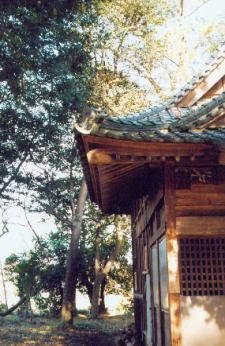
[180,296,225,346]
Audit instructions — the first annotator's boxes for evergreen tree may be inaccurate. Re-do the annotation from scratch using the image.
[0,1,95,202]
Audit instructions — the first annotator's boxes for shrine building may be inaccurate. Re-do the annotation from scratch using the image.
[76,44,225,346]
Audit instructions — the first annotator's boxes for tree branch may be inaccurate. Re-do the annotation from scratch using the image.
[0,209,10,239]
[0,154,28,196]
[0,297,27,317]
[23,205,42,246]
[0,127,43,197]
[41,202,72,227]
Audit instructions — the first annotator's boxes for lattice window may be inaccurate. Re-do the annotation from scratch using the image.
[179,237,225,296]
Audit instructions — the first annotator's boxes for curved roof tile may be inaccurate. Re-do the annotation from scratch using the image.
[81,92,225,144]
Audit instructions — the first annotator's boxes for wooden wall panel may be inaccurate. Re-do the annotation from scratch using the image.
[176,216,225,235]
[132,168,167,345]
[176,181,225,217]
[175,166,225,345]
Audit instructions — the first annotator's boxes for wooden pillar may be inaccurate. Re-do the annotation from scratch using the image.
[164,164,181,346]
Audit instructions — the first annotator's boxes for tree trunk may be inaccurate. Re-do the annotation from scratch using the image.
[99,277,107,314]
[87,290,92,305]
[61,179,87,325]
[90,272,105,318]
[24,297,29,319]
[90,219,124,319]
[180,0,184,16]
[0,261,8,309]
[83,279,93,305]
[0,297,26,317]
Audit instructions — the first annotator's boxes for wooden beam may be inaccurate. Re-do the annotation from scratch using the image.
[176,205,225,217]
[86,148,218,166]
[177,60,225,107]
[201,76,225,101]
[176,216,225,235]
[197,109,225,129]
[176,184,225,194]
[85,135,215,154]
[176,196,225,205]
[87,149,114,164]
[165,164,176,239]
[164,164,181,346]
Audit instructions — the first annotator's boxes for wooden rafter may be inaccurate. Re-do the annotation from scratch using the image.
[87,147,218,166]
[177,60,225,107]
[82,135,221,212]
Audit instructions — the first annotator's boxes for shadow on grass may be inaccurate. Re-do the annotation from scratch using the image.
[0,314,134,346]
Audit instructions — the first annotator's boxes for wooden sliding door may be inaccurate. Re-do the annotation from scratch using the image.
[151,237,171,346]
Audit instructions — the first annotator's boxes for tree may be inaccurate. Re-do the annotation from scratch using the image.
[61,178,88,323]
[0,260,8,309]
[7,0,174,325]
[89,215,128,318]
[4,252,39,317]
[0,0,101,325]
[27,169,132,319]
[30,229,69,316]
[163,0,225,94]
[76,203,131,318]
[26,152,88,323]
[0,1,95,202]
[89,0,174,110]
[4,229,68,317]
[3,206,132,318]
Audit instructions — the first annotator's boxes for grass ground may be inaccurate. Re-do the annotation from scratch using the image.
[0,314,133,346]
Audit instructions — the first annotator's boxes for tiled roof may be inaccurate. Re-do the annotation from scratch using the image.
[172,92,225,130]
[79,92,225,144]
[170,43,225,105]
[76,44,225,146]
